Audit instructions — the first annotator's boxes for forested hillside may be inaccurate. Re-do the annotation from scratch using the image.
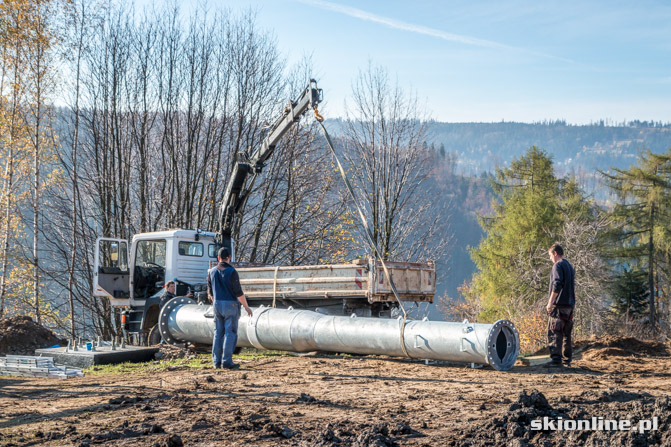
[427,121,671,177]
[326,119,671,176]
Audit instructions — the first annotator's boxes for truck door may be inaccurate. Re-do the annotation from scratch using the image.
[93,238,130,302]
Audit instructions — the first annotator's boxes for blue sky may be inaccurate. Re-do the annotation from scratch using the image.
[179,0,671,123]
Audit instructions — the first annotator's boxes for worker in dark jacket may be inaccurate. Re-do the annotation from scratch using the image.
[545,243,575,368]
[208,247,253,369]
[159,280,192,309]
[159,280,177,309]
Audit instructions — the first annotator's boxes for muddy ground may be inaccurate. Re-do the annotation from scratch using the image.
[0,339,670,446]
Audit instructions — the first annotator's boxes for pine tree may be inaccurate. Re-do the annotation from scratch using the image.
[469,147,561,320]
[610,266,649,318]
[601,149,671,326]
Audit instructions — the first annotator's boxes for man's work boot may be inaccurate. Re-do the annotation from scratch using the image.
[223,363,240,370]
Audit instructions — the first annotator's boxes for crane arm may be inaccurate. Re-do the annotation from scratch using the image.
[215,79,323,260]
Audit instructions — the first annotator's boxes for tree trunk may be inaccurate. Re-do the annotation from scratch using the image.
[68,6,85,338]
[648,204,656,326]
[33,56,42,325]
[33,110,41,325]
[0,33,22,318]
[0,149,13,318]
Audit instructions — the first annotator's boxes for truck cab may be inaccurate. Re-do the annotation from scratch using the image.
[94,229,218,342]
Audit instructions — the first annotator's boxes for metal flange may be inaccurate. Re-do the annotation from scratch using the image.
[158,296,196,345]
[485,319,520,371]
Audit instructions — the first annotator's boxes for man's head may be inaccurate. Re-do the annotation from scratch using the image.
[218,247,231,263]
[548,243,564,263]
[164,280,175,294]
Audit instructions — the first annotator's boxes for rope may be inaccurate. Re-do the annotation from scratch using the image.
[313,106,411,359]
[272,266,280,308]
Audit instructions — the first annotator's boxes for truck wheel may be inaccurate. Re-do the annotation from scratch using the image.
[148,324,162,345]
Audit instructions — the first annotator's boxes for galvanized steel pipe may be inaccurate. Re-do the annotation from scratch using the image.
[158,297,520,371]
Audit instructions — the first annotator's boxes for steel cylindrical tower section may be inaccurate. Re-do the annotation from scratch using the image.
[158,298,520,371]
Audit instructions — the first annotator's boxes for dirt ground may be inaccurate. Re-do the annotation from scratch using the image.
[1,339,670,447]
[0,317,65,356]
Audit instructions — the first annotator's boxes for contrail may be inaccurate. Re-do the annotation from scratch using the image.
[298,0,573,63]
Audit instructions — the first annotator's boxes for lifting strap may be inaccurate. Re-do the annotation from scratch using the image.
[312,106,412,359]
[272,266,280,308]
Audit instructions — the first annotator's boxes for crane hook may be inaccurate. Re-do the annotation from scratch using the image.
[313,106,324,123]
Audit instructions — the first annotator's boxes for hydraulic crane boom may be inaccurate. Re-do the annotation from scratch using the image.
[215,79,323,260]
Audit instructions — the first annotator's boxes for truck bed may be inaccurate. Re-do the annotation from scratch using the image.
[236,258,435,304]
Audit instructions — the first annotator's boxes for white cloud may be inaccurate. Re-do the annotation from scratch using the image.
[299,0,573,63]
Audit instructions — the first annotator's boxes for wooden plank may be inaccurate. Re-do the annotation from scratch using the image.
[518,355,552,366]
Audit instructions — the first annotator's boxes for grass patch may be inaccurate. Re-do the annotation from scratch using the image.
[235,348,288,360]
[83,348,289,375]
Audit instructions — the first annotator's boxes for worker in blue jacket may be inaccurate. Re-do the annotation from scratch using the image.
[207,247,253,369]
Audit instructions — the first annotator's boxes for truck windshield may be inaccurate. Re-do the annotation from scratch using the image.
[133,240,166,300]
[136,240,166,267]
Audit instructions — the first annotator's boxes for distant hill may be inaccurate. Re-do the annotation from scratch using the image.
[425,121,671,177]
[326,118,671,199]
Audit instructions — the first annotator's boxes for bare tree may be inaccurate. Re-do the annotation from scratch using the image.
[40,4,294,336]
[558,215,612,336]
[127,10,158,233]
[225,10,285,249]
[503,214,611,336]
[342,62,448,262]
[52,0,105,337]
[25,0,61,325]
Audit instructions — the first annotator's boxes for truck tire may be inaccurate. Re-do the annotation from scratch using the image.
[148,324,162,345]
